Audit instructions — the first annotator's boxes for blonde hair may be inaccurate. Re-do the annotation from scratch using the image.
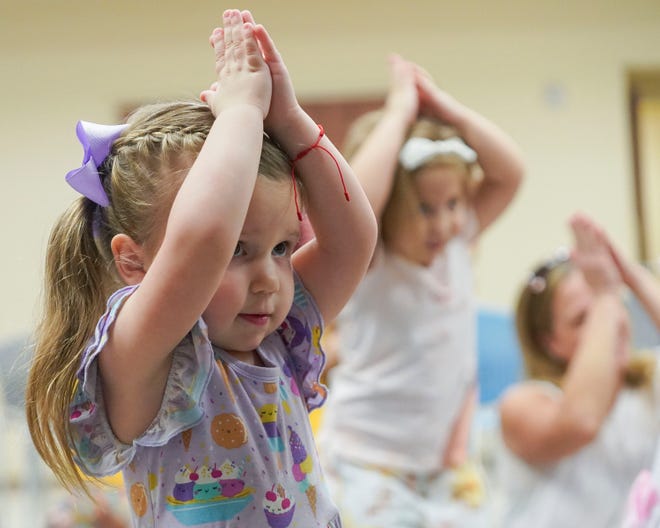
[515,259,655,389]
[26,100,293,493]
[342,111,480,251]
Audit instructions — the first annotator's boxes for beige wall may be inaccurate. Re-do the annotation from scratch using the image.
[3,0,660,342]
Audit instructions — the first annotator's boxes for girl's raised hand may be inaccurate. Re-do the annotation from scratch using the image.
[571,213,631,370]
[384,54,418,126]
[241,11,302,136]
[414,65,465,125]
[570,212,621,295]
[200,9,271,119]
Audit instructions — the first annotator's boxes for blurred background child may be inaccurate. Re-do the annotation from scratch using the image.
[497,212,660,528]
[317,54,524,527]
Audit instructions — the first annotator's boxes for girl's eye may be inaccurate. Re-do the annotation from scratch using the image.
[233,242,245,257]
[419,203,434,216]
[572,311,587,329]
[272,242,289,257]
[447,198,458,211]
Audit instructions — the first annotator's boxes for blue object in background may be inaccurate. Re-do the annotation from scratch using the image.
[477,306,524,405]
[475,294,660,406]
[626,293,660,350]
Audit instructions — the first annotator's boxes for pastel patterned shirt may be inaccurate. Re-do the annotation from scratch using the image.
[69,277,340,528]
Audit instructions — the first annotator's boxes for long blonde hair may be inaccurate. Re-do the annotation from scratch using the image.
[515,258,655,388]
[26,100,293,492]
[342,111,480,250]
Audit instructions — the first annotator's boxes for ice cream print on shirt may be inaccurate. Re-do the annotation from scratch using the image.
[161,415,319,525]
[260,402,285,467]
[263,483,296,528]
[165,458,253,524]
[288,425,318,516]
[164,412,254,525]
[159,363,323,526]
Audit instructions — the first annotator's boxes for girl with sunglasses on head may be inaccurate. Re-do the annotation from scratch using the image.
[497,212,660,528]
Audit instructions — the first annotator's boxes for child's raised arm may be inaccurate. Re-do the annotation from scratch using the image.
[347,54,418,221]
[597,218,660,331]
[98,11,271,442]
[251,18,377,323]
[501,214,628,464]
[415,68,525,233]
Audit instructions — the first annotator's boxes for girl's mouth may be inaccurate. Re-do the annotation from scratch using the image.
[239,313,271,326]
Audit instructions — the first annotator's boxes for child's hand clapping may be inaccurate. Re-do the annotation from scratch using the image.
[383,54,418,127]
[414,65,467,126]
[570,212,630,367]
[201,9,271,119]
[245,12,303,137]
[570,212,621,295]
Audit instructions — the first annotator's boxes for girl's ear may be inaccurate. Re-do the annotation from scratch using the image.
[111,234,146,285]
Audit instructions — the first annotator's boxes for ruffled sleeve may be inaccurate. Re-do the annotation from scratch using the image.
[69,286,215,477]
[276,274,327,412]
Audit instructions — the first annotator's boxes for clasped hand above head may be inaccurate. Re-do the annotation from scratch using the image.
[201,9,306,147]
[201,9,272,120]
[569,212,622,296]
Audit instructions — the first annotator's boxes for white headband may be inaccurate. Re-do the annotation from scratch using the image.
[398,137,478,170]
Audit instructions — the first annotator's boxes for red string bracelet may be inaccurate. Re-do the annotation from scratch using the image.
[290,124,350,221]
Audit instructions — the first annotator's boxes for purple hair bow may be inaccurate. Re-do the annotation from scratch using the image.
[65,120,128,207]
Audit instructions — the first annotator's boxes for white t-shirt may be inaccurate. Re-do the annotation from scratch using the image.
[318,218,478,474]
[495,370,660,528]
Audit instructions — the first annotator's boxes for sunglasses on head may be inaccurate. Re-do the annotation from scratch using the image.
[527,247,570,294]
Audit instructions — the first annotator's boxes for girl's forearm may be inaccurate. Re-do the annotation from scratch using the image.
[453,106,525,189]
[560,292,625,432]
[283,112,377,320]
[346,109,411,219]
[168,105,263,250]
[443,385,477,468]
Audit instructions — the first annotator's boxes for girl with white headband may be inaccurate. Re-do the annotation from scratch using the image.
[316,53,525,527]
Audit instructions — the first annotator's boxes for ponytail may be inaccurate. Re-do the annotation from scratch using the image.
[624,351,656,389]
[26,198,118,492]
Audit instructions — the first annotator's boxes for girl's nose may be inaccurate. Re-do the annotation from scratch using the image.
[251,260,279,294]
[431,213,452,240]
